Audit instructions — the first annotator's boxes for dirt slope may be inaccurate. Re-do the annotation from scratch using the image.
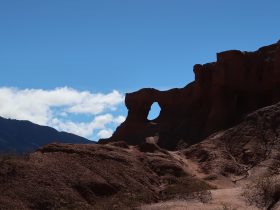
[0,142,212,210]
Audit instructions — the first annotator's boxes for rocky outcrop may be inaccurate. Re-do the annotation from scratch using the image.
[102,41,280,149]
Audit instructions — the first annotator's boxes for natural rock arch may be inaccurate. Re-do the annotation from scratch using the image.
[147,102,161,121]
[102,41,280,150]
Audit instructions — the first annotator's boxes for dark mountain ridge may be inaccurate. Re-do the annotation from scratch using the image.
[0,116,92,153]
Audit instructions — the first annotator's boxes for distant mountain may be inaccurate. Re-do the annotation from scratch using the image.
[0,116,92,153]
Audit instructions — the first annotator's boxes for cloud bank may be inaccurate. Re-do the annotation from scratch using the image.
[0,87,126,140]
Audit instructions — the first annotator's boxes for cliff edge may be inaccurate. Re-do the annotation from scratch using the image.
[102,41,280,149]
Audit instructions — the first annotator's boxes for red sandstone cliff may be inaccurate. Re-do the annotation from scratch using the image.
[101,41,280,149]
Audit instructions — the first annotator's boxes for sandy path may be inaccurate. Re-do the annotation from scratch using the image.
[139,151,260,210]
[139,187,259,210]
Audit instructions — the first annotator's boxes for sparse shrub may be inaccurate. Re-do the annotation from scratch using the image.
[93,191,156,210]
[242,175,280,209]
[269,153,280,175]
[203,174,218,181]
[220,164,244,176]
[193,190,212,203]
[162,175,180,185]
[160,176,213,202]
[215,203,237,210]
[0,154,23,181]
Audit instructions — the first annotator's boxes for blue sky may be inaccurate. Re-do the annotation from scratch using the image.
[0,0,280,140]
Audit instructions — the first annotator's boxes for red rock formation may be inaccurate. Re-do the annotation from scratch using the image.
[101,41,280,149]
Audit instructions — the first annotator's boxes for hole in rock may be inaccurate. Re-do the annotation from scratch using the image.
[147,102,161,121]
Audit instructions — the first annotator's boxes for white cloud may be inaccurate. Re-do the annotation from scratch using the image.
[0,87,126,140]
[97,129,114,139]
[113,115,126,124]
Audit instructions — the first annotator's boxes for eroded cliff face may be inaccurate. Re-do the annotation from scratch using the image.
[101,41,280,149]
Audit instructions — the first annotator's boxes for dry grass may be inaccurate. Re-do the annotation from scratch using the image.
[159,176,213,202]
[139,200,197,210]
[139,201,238,210]
[217,204,238,210]
[242,175,280,209]
[1,143,199,209]
[0,153,29,181]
